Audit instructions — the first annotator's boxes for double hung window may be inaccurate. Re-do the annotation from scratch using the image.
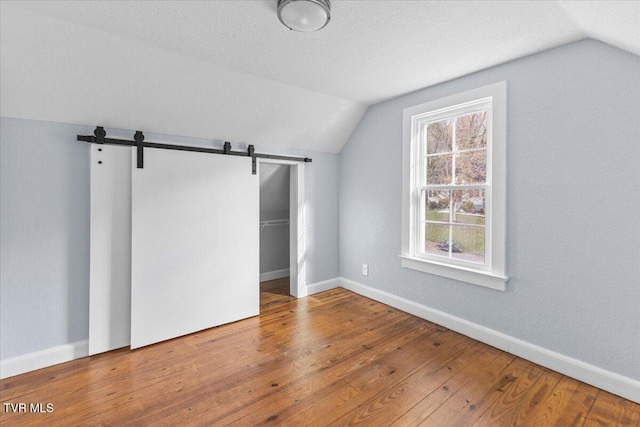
[401,82,507,290]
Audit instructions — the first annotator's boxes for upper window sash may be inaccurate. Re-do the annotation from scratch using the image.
[416,101,492,188]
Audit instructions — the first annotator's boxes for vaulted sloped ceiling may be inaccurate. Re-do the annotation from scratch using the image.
[1,1,639,153]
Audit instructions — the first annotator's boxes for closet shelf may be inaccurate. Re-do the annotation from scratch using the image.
[259,219,289,232]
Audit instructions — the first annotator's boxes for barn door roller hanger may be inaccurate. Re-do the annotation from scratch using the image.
[78,126,312,174]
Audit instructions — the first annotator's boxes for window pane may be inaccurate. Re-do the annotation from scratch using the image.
[426,119,453,154]
[455,150,486,184]
[455,111,487,150]
[451,189,485,225]
[426,154,452,185]
[425,190,450,222]
[424,223,450,257]
[451,225,485,264]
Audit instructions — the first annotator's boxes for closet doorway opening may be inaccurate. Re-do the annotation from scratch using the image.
[258,159,306,310]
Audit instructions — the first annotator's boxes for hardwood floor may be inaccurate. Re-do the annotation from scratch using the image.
[1,278,639,426]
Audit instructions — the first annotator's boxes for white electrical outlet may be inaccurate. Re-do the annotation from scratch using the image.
[362,264,368,276]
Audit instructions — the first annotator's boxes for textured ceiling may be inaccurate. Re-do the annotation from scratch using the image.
[1,1,639,153]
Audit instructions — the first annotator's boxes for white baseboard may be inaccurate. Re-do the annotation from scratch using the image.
[339,277,640,404]
[1,339,89,379]
[260,268,290,282]
[307,277,341,295]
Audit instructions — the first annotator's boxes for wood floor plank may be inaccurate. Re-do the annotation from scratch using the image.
[388,345,508,426]
[318,338,491,426]
[584,390,640,427]
[1,286,638,427]
[499,375,598,427]
[470,363,564,426]
[229,323,450,426]
[150,316,434,426]
[415,356,533,426]
[74,302,392,424]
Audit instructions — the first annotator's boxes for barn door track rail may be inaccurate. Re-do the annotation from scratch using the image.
[77,126,312,174]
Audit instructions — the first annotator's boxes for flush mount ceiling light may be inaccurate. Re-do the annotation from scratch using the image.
[277,0,331,32]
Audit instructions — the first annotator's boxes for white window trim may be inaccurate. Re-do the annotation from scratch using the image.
[401,81,508,291]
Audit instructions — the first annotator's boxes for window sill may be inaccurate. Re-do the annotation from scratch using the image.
[399,255,508,291]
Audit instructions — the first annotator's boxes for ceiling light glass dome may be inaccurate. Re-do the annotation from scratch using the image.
[277,0,331,32]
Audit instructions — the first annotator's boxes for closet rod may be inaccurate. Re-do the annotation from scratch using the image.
[77,126,312,174]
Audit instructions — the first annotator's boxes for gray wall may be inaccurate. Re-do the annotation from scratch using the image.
[339,39,640,381]
[0,117,339,359]
[0,119,92,359]
[260,163,290,274]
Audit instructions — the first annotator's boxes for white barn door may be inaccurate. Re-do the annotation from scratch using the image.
[130,148,259,349]
[89,145,132,355]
